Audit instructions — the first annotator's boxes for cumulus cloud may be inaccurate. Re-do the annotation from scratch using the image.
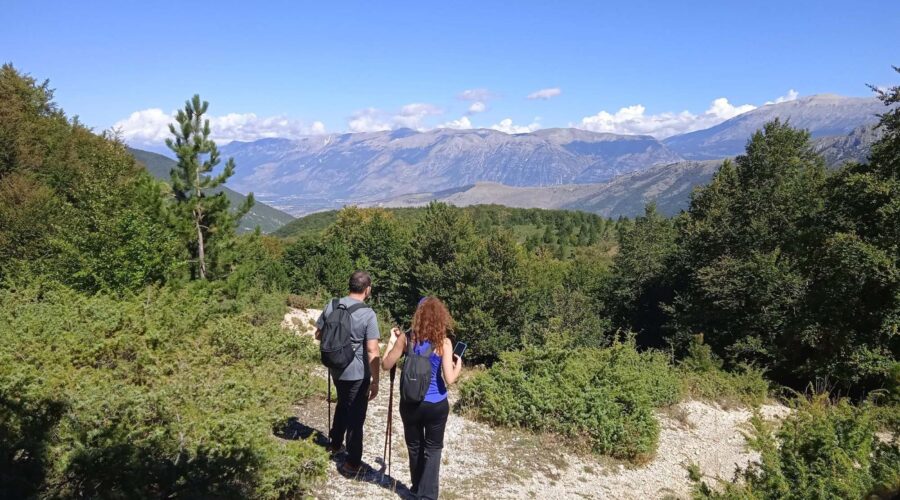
[576,96,759,138]
[113,108,327,146]
[527,87,561,100]
[114,109,174,145]
[458,88,493,115]
[440,116,473,130]
[347,103,443,132]
[765,89,799,105]
[491,118,541,134]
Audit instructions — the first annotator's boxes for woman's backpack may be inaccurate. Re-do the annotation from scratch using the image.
[400,333,435,403]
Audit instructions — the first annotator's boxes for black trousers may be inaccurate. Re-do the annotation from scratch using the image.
[330,377,370,467]
[399,399,449,500]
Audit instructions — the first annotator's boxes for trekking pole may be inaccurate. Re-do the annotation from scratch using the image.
[327,371,332,444]
[383,366,396,476]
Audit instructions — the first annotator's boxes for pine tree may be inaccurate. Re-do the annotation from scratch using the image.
[166,95,253,279]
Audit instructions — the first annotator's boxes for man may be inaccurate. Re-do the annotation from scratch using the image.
[315,270,381,474]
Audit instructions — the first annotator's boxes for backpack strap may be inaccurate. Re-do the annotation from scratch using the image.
[406,331,435,357]
[345,302,371,314]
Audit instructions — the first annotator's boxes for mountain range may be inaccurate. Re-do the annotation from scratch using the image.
[175,94,886,220]
[376,124,883,218]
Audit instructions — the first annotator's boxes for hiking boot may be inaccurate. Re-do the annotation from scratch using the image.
[326,443,345,455]
[339,462,365,477]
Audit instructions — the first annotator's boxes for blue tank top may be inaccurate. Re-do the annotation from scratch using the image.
[412,339,448,403]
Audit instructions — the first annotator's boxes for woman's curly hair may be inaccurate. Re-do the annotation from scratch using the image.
[411,297,454,355]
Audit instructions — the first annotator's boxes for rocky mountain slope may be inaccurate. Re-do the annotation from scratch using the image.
[373,124,883,218]
[375,160,722,217]
[219,128,681,214]
[811,123,882,166]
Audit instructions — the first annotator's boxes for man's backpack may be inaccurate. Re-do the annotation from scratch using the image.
[319,299,370,370]
[400,333,436,403]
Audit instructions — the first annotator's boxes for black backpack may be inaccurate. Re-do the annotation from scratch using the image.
[319,299,370,370]
[400,333,436,403]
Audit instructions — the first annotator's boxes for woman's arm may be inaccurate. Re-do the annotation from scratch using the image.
[441,338,463,385]
[381,327,406,370]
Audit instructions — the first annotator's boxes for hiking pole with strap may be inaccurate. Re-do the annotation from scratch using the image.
[383,365,396,476]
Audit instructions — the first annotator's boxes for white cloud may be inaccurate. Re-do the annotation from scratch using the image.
[347,108,391,133]
[576,96,759,138]
[347,103,443,132]
[527,87,561,100]
[113,108,327,146]
[458,88,493,115]
[458,88,492,102]
[491,118,541,134]
[468,101,487,114]
[765,89,799,105]
[440,116,473,130]
[114,109,174,145]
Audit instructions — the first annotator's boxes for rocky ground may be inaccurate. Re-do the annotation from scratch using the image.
[282,307,789,499]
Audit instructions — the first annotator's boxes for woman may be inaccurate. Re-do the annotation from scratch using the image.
[382,297,462,500]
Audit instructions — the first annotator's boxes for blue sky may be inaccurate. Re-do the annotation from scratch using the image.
[3,0,898,145]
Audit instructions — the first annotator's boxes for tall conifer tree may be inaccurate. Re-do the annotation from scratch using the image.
[166,95,253,279]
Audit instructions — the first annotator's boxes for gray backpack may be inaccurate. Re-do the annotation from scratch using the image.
[400,333,435,403]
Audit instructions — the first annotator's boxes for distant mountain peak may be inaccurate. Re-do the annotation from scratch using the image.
[664,93,882,160]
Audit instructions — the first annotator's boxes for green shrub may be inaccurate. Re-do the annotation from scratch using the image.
[457,340,680,461]
[0,281,327,499]
[678,336,770,407]
[694,395,900,499]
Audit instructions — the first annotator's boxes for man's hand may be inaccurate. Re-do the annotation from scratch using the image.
[368,381,379,400]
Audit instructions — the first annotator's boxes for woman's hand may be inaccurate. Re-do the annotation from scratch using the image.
[385,327,402,353]
[442,338,463,385]
[382,327,405,371]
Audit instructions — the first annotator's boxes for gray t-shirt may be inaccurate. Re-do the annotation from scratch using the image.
[316,297,380,381]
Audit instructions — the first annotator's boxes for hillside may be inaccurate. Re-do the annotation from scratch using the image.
[273,204,616,249]
[129,148,295,233]
[811,123,883,166]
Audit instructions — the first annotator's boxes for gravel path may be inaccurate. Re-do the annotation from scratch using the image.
[283,308,789,499]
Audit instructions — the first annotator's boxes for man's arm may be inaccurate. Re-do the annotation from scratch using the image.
[365,311,381,400]
[366,339,380,400]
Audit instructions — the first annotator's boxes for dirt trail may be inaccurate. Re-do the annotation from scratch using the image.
[283,307,789,499]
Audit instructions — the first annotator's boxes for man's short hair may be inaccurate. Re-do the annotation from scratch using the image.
[349,271,372,293]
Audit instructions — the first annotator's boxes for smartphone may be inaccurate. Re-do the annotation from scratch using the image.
[453,341,468,359]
